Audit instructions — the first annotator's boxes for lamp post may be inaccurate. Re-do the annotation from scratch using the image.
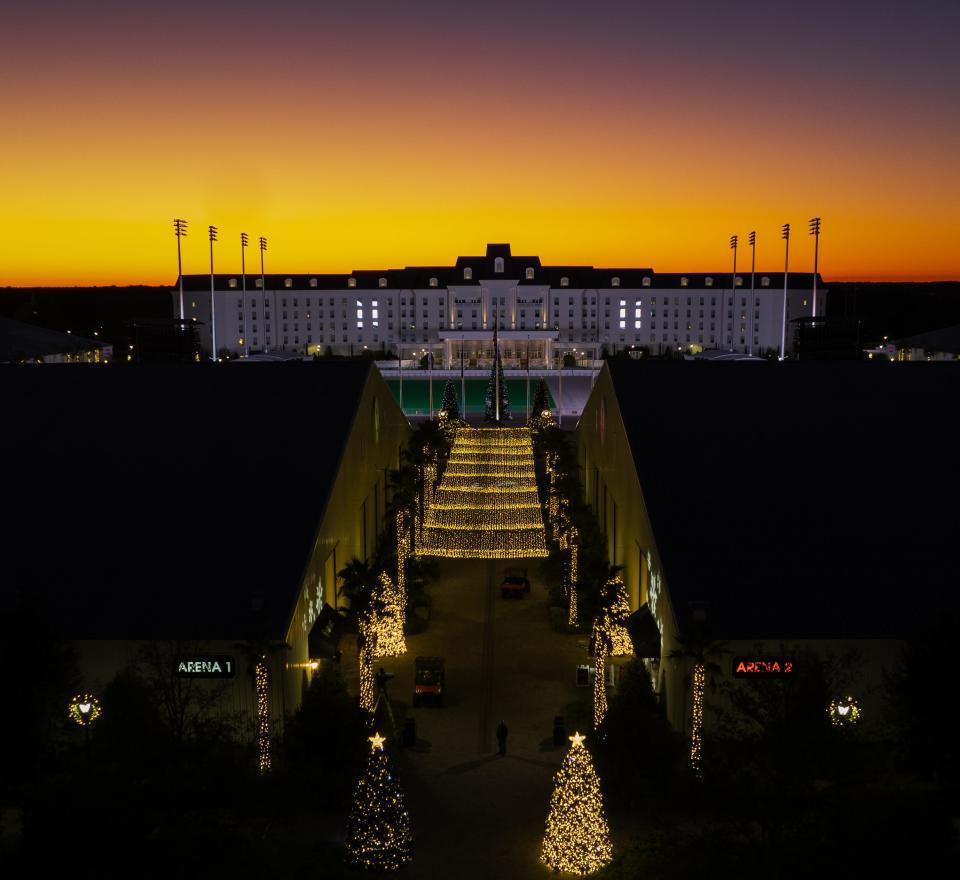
[240,232,248,356]
[259,236,267,350]
[780,223,790,360]
[729,235,738,351]
[748,231,756,356]
[809,216,821,317]
[173,219,188,321]
[208,225,218,361]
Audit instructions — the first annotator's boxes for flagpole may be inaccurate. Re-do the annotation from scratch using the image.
[460,335,465,422]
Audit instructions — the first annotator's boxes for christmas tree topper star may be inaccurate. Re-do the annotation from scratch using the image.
[569,731,586,747]
[369,732,386,751]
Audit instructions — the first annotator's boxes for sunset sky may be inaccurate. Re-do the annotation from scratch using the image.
[2,0,958,285]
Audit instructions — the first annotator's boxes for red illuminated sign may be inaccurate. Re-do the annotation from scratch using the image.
[732,657,795,677]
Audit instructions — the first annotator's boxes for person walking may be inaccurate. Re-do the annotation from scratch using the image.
[496,720,508,756]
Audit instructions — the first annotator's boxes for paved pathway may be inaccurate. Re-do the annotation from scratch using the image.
[386,558,590,879]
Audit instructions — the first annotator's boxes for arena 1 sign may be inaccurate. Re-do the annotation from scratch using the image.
[732,656,795,677]
[174,656,236,678]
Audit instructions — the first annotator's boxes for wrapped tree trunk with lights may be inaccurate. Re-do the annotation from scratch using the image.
[358,616,377,713]
[591,574,634,728]
[668,625,725,778]
[346,733,413,872]
[541,732,612,875]
[372,571,406,658]
[255,657,271,773]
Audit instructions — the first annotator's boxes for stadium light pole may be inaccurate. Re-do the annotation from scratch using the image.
[240,232,249,356]
[729,235,738,351]
[748,231,756,356]
[174,219,188,321]
[780,223,790,360]
[208,225,218,361]
[259,236,267,350]
[809,217,821,317]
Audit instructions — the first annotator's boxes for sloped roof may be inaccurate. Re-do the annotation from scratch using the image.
[606,360,958,640]
[0,316,102,361]
[0,362,373,639]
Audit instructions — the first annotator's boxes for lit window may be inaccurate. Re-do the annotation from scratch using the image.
[228,278,237,289]
[619,320,626,329]
[634,320,641,329]
[620,299,626,307]
[619,308,626,318]
[310,278,318,288]
[464,267,473,280]
[372,310,379,319]
[560,276,569,287]
[255,279,263,288]
[611,276,620,287]
[642,276,651,287]
[705,277,714,287]
[761,276,770,287]
[356,309,363,319]
[735,276,743,287]
[379,277,387,288]
[348,277,357,288]
[680,277,688,287]
[526,267,535,280]
[429,277,438,287]
[356,299,362,307]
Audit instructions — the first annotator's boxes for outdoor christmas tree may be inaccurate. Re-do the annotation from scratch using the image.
[531,378,551,420]
[541,732,613,875]
[484,334,510,422]
[346,733,413,871]
[440,379,460,421]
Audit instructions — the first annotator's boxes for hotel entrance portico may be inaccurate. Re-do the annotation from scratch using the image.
[439,330,559,369]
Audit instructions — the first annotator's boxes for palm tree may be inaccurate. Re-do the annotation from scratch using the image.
[338,558,378,620]
[668,624,726,776]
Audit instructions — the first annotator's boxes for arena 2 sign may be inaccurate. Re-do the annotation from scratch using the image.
[732,656,795,677]
[174,656,236,678]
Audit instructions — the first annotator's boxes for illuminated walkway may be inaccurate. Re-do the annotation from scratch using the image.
[419,427,547,558]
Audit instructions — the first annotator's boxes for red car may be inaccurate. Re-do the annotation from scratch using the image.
[413,656,445,707]
[500,567,531,599]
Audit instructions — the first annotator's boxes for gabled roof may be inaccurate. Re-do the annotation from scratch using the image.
[0,362,373,639]
[605,360,959,641]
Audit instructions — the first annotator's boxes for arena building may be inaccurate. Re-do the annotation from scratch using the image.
[173,243,823,362]
[576,360,959,734]
[1,362,408,741]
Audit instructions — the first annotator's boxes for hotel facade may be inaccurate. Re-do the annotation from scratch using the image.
[174,243,824,364]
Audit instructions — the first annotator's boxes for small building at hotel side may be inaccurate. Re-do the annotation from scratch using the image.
[174,243,824,363]
[575,360,959,733]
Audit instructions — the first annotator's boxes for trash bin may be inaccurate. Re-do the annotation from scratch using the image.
[553,715,566,746]
[402,717,416,748]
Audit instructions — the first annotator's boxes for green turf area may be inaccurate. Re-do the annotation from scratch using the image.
[386,378,554,415]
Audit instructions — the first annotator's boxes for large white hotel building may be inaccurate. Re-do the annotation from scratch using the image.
[174,243,824,365]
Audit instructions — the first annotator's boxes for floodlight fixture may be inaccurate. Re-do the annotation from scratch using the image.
[174,219,188,320]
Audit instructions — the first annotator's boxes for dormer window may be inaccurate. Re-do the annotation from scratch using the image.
[284,278,293,288]
[463,267,472,280]
[735,276,743,287]
[379,277,387,288]
[680,277,689,287]
[611,276,620,287]
[228,278,237,289]
[560,276,569,288]
[761,276,770,287]
[309,278,318,288]
[525,267,535,280]
[642,277,651,287]
[705,277,714,287]
[429,277,438,288]
[348,277,357,288]
[255,278,263,288]
[494,257,504,273]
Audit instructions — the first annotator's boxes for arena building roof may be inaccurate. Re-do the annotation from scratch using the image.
[604,360,959,641]
[1,362,374,639]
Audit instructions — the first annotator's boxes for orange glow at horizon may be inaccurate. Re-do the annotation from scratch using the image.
[2,2,957,286]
